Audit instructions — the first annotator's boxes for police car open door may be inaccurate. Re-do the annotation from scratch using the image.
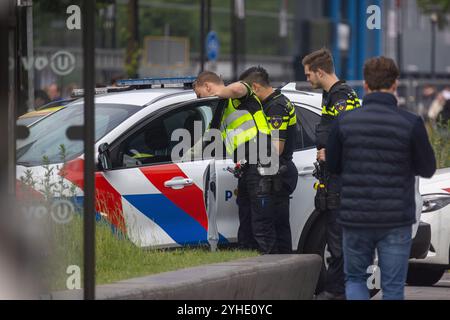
[204,157,240,248]
[204,160,219,251]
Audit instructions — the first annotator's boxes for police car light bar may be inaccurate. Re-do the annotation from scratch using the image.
[71,86,131,98]
[71,77,197,98]
[116,76,197,88]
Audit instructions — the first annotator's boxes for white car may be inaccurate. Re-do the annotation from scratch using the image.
[15,78,439,289]
[406,169,450,286]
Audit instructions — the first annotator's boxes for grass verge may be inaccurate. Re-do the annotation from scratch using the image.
[95,218,258,285]
[46,215,258,291]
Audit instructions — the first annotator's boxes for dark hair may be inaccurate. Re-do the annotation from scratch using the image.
[363,56,400,91]
[195,71,223,87]
[239,66,270,87]
[34,90,49,102]
[111,73,125,86]
[301,48,335,74]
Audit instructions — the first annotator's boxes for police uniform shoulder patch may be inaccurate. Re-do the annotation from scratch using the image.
[284,99,294,113]
[270,116,283,129]
[334,99,347,112]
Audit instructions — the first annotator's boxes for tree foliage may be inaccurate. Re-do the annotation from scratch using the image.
[417,0,450,29]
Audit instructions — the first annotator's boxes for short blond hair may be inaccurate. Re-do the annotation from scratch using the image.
[195,71,224,87]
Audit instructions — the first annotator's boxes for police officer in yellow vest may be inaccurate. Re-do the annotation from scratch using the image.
[194,71,277,254]
[239,66,298,254]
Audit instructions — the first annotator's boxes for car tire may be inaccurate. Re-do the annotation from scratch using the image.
[406,264,446,286]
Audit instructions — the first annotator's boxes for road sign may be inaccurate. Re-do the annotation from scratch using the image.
[206,31,220,62]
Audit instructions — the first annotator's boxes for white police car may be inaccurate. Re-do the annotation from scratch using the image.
[407,170,450,286]
[15,78,444,286]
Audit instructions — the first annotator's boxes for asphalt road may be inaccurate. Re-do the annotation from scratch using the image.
[373,271,450,300]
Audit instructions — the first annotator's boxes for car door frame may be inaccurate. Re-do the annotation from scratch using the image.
[289,102,322,251]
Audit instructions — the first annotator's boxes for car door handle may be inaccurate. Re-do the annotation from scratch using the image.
[164,177,194,189]
[298,167,315,176]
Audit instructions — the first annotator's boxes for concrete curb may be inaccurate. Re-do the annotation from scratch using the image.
[51,254,322,300]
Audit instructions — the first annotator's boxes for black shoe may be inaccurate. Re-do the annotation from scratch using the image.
[314,291,346,300]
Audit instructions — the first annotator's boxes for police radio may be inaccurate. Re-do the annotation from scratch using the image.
[313,161,328,212]
[313,161,340,212]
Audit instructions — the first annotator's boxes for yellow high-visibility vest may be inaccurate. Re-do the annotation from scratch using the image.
[220,87,271,155]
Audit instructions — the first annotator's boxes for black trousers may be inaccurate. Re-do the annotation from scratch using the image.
[323,174,345,295]
[273,160,298,254]
[237,165,277,254]
[273,193,292,254]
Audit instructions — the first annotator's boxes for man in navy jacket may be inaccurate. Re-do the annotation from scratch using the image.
[327,56,436,300]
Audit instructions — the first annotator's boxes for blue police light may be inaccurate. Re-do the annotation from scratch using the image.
[71,76,198,97]
[116,76,197,87]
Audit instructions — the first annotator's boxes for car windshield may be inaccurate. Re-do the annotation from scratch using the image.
[17,103,141,166]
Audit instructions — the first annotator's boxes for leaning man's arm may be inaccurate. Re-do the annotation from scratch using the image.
[215,82,248,99]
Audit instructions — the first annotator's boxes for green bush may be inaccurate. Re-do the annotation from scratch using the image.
[428,122,450,169]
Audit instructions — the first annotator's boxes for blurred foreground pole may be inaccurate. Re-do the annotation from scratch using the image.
[2,0,18,196]
[0,0,39,299]
[82,0,96,300]
[0,2,11,190]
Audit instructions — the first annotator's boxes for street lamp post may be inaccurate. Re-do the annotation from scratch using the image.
[231,0,245,81]
[428,3,441,79]
[82,0,96,300]
[200,0,205,72]
[199,0,211,73]
[430,12,438,79]
[396,0,403,76]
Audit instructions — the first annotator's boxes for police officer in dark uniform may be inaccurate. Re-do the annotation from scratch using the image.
[302,49,361,299]
[240,66,298,253]
[194,71,277,254]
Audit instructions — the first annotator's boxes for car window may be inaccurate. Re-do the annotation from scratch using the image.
[16,103,141,166]
[114,101,220,168]
[294,105,320,150]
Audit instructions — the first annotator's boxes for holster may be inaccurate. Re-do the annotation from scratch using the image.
[314,162,341,211]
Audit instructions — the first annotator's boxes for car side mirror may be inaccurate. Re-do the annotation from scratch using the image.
[98,142,112,171]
